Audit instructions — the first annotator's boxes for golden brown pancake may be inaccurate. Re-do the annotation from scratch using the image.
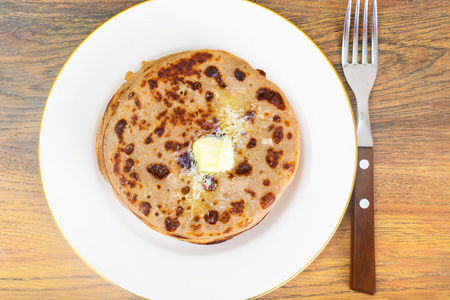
[96,50,300,244]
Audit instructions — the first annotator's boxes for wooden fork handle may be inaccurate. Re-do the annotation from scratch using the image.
[351,146,376,294]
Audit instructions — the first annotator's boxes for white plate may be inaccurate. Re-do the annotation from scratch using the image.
[39,0,356,299]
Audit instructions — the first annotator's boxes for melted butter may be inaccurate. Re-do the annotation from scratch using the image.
[214,89,248,138]
[215,89,246,112]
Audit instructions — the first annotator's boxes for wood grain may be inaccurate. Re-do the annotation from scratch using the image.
[1,0,449,299]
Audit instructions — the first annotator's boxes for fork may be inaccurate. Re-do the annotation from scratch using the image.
[342,0,378,295]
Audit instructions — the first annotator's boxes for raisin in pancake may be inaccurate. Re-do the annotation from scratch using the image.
[96,50,300,244]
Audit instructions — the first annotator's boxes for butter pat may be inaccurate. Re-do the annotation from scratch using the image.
[193,136,234,172]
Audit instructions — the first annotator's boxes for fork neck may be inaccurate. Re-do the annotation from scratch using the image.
[355,94,373,147]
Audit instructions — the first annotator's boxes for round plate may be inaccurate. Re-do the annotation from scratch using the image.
[39,0,356,299]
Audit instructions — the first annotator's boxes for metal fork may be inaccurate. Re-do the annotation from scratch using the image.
[342,0,378,295]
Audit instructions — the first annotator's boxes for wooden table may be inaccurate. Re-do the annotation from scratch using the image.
[1,0,449,298]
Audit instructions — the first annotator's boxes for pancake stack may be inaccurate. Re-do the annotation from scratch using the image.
[96,50,300,244]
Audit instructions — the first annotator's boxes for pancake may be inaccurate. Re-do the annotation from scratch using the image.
[96,50,300,244]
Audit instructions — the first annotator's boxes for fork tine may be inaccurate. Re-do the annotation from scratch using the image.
[352,0,361,64]
[342,0,352,66]
[372,0,378,64]
[362,0,368,64]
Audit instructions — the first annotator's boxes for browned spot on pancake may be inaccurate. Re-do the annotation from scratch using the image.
[128,92,134,99]
[147,164,170,179]
[256,88,286,110]
[113,152,121,174]
[155,91,162,102]
[244,110,256,124]
[186,80,202,90]
[156,109,167,120]
[219,211,230,223]
[268,124,275,131]
[129,194,137,203]
[119,175,126,187]
[115,119,127,143]
[195,116,217,132]
[236,160,253,176]
[204,66,219,78]
[272,126,284,144]
[202,175,218,191]
[194,216,200,222]
[285,120,291,127]
[181,186,190,195]
[163,98,172,108]
[154,121,166,137]
[157,152,163,158]
[223,227,233,234]
[140,81,146,88]
[230,200,245,215]
[175,106,187,116]
[164,140,184,151]
[130,114,139,125]
[170,106,187,126]
[148,79,158,89]
[216,78,226,88]
[130,172,139,181]
[123,143,134,155]
[166,90,181,102]
[169,76,185,87]
[165,217,180,232]
[257,69,266,77]
[176,186,191,198]
[283,162,296,173]
[227,172,235,180]
[204,210,219,225]
[266,148,283,168]
[273,115,281,122]
[205,91,214,102]
[177,152,192,170]
[190,224,202,230]
[158,52,211,79]
[145,134,153,144]
[234,68,246,81]
[247,138,257,149]
[134,97,141,109]
[263,179,271,186]
[287,132,293,140]
[244,189,256,198]
[123,158,134,173]
[157,185,161,190]
[139,202,151,216]
[176,206,184,217]
[204,66,227,88]
[260,192,276,209]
